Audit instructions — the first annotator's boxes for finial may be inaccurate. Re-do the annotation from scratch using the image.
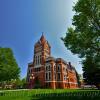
[40,32,46,42]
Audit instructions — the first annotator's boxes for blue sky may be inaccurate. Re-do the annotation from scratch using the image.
[0,0,82,78]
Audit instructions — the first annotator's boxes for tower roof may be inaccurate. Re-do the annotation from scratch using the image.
[35,33,51,48]
[40,33,46,43]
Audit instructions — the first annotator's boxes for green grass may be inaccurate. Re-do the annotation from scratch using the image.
[0,89,100,100]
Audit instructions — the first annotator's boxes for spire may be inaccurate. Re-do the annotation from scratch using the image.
[40,32,46,43]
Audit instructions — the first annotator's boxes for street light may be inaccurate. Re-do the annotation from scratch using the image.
[29,73,35,89]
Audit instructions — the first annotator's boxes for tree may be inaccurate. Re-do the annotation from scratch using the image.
[21,77,27,89]
[0,47,20,82]
[75,70,81,87]
[62,0,100,89]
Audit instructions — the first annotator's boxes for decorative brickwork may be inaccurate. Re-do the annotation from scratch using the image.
[27,34,78,89]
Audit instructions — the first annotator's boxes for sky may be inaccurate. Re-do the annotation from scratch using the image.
[0,0,82,78]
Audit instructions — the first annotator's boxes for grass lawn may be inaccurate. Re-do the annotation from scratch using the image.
[0,89,100,100]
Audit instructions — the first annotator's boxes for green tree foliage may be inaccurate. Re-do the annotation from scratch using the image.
[0,47,20,82]
[62,0,100,89]
[13,78,27,89]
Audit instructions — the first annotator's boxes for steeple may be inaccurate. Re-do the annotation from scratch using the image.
[40,32,46,43]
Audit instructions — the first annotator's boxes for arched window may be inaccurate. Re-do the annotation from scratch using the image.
[57,65,60,72]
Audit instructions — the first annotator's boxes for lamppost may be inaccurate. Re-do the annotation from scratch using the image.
[29,74,35,89]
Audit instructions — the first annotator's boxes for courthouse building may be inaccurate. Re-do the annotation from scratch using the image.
[27,34,78,89]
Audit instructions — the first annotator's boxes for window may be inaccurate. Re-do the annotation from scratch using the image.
[45,72,51,80]
[54,65,56,71]
[49,72,51,80]
[45,65,51,71]
[48,65,51,71]
[54,72,56,80]
[36,56,37,65]
[40,55,42,64]
[45,66,47,71]
[38,68,40,71]
[35,68,40,72]
[29,69,32,73]
[64,75,67,80]
[57,73,60,80]
[57,65,60,72]
[38,56,39,65]
[45,73,48,80]
[29,69,30,73]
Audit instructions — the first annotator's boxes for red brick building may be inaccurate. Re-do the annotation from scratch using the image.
[27,34,78,89]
